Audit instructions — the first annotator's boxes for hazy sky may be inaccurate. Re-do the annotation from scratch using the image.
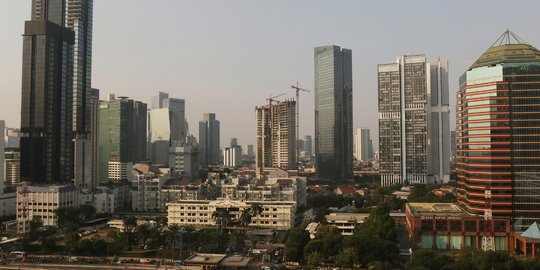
[1,1,540,150]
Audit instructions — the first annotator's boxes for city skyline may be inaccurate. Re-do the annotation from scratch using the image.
[1,1,540,149]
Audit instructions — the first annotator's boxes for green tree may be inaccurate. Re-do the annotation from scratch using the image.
[212,208,232,231]
[285,227,309,262]
[367,261,392,270]
[335,247,357,267]
[359,203,396,241]
[77,239,93,255]
[306,251,322,270]
[250,203,264,227]
[406,250,454,270]
[239,208,252,227]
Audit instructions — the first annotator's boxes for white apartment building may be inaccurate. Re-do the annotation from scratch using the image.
[17,185,79,233]
[167,198,296,230]
[108,161,133,181]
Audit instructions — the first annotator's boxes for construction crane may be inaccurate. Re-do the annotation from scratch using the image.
[290,82,311,168]
[266,93,287,106]
[481,186,495,251]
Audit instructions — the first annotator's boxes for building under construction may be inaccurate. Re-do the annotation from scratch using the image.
[255,100,296,175]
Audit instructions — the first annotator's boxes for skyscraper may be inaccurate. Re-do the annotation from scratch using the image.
[20,2,75,184]
[255,100,296,173]
[149,92,186,166]
[0,121,5,193]
[456,30,540,231]
[354,128,372,161]
[378,54,450,186]
[199,113,220,167]
[98,96,147,182]
[314,45,353,182]
[304,135,312,156]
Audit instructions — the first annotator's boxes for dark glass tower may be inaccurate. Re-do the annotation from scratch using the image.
[456,30,540,231]
[20,2,75,184]
[314,45,353,182]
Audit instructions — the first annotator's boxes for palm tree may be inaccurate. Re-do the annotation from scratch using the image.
[122,216,138,233]
[165,225,182,251]
[212,208,232,231]
[250,203,264,227]
[239,208,252,227]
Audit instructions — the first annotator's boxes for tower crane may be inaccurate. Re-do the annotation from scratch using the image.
[266,93,287,107]
[290,82,311,168]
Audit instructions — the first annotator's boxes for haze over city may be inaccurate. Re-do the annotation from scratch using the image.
[1,0,539,149]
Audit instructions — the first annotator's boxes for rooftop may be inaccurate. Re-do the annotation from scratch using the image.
[469,29,540,70]
[407,202,465,217]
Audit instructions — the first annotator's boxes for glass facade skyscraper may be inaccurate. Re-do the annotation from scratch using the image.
[20,5,75,184]
[378,55,450,186]
[456,30,540,231]
[314,45,353,182]
[199,113,220,167]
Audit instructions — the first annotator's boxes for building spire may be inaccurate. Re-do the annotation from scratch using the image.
[490,29,528,48]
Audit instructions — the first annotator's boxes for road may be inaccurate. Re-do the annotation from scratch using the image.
[0,263,179,270]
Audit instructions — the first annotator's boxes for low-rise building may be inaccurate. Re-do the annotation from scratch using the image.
[406,202,513,252]
[16,185,79,233]
[325,212,369,235]
[167,198,295,230]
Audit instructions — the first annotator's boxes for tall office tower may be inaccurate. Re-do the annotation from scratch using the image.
[314,45,353,182]
[456,30,540,231]
[255,100,296,173]
[199,113,220,167]
[243,144,254,160]
[133,101,147,162]
[149,92,186,166]
[151,91,169,109]
[20,2,75,184]
[87,88,99,190]
[230,138,238,147]
[297,139,305,153]
[98,96,147,182]
[304,135,312,156]
[450,130,456,162]
[354,128,373,161]
[223,146,243,167]
[0,121,4,193]
[378,55,450,186]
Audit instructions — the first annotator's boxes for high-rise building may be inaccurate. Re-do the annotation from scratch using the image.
[134,101,147,162]
[98,96,147,182]
[169,144,199,180]
[149,92,187,165]
[378,54,450,186]
[223,146,243,167]
[199,113,220,167]
[243,144,254,160]
[456,30,540,231]
[0,121,4,193]
[354,128,372,161]
[255,100,296,173]
[304,135,312,156]
[4,148,21,189]
[20,3,75,184]
[314,45,353,182]
[230,138,238,147]
[89,88,99,189]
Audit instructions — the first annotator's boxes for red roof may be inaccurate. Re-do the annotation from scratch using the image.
[337,185,357,194]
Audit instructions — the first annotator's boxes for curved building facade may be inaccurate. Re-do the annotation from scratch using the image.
[456,30,540,231]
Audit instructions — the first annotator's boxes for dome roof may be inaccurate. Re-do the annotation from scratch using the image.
[469,30,540,70]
